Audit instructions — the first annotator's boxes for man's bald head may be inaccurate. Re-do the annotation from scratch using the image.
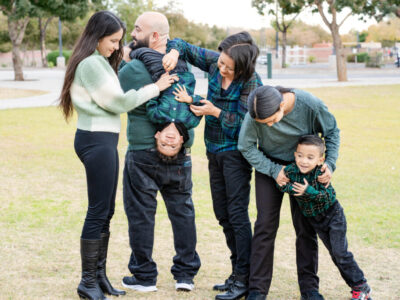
[137,11,169,36]
[131,11,169,53]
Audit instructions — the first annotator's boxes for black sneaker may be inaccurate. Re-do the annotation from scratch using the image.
[175,279,194,291]
[301,290,325,300]
[351,282,372,300]
[121,275,157,292]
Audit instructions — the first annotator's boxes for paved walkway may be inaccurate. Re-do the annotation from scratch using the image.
[0,64,399,110]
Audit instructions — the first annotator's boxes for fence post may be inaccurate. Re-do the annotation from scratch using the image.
[267,53,272,79]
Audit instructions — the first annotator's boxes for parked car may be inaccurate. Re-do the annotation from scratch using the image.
[257,56,268,65]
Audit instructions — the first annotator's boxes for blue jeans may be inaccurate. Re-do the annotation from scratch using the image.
[308,201,366,287]
[123,149,201,284]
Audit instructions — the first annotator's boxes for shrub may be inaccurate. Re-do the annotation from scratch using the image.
[308,55,316,63]
[347,52,369,63]
[46,50,72,66]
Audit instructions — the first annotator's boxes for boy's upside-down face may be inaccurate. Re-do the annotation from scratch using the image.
[155,123,184,157]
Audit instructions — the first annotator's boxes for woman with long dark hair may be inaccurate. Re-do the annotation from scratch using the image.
[59,11,176,300]
[162,32,262,300]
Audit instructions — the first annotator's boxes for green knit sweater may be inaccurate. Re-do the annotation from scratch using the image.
[70,51,160,133]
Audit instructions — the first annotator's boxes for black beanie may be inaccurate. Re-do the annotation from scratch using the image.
[247,85,283,119]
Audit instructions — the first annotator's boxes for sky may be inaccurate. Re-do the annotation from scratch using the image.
[157,0,377,34]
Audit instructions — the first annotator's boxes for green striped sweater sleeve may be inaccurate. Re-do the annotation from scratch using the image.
[75,55,160,114]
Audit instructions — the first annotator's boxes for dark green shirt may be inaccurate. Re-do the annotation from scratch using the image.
[278,163,337,217]
[118,59,194,151]
[238,89,340,180]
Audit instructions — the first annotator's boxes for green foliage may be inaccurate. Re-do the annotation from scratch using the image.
[359,32,368,42]
[46,50,72,66]
[308,55,316,63]
[347,52,369,63]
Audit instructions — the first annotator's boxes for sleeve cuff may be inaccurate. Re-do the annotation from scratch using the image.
[143,83,160,99]
[192,95,203,104]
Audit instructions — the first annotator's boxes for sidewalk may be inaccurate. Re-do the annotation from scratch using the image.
[0,65,399,110]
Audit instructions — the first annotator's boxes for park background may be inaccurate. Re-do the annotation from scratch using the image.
[0,0,400,299]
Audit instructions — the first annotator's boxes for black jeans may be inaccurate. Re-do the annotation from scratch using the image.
[207,150,252,279]
[249,170,319,295]
[123,149,201,284]
[74,129,119,240]
[309,201,366,287]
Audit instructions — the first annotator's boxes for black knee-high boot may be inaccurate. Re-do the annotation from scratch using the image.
[97,233,126,296]
[77,239,108,300]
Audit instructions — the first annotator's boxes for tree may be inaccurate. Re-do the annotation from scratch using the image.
[0,0,91,80]
[0,0,35,80]
[33,1,90,67]
[362,0,400,21]
[305,0,374,81]
[252,0,305,68]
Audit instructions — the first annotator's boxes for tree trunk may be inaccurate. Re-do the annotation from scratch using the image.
[281,30,287,68]
[8,17,29,81]
[331,24,347,81]
[39,17,53,68]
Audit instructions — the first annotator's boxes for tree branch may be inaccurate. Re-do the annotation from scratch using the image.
[338,10,352,28]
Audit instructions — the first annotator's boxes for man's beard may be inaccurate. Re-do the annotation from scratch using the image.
[129,35,150,50]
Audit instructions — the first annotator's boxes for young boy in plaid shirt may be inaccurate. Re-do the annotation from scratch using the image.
[129,46,203,159]
[278,135,371,300]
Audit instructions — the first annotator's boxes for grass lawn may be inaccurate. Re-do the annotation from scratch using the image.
[0,84,399,299]
[0,87,48,100]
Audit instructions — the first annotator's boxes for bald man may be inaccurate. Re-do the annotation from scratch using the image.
[118,11,201,293]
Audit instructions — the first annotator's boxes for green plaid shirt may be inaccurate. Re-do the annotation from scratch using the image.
[278,163,337,217]
[167,38,262,153]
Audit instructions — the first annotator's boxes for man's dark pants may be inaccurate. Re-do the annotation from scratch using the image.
[123,149,201,284]
[249,170,319,295]
[308,201,366,287]
[207,150,252,279]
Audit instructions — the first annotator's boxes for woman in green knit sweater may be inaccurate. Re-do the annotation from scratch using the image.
[59,11,176,300]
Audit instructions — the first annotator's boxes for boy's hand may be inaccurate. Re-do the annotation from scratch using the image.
[293,178,309,196]
[163,49,179,72]
[318,163,332,187]
[173,84,192,103]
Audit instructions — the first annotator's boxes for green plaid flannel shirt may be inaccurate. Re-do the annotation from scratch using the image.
[278,163,337,217]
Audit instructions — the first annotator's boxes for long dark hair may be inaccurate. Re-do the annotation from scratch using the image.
[218,31,259,83]
[59,11,126,120]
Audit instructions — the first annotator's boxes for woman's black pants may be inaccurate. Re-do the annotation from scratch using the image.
[249,170,320,295]
[74,129,119,240]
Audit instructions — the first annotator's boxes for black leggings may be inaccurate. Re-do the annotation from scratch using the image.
[74,129,119,240]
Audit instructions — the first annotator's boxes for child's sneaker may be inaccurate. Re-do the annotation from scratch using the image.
[351,282,371,300]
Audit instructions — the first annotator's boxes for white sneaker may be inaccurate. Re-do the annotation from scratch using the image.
[175,280,194,291]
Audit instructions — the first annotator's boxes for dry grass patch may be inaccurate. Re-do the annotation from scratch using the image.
[0,87,48,100]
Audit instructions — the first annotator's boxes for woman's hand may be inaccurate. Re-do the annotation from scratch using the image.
[293,178,309,196]
[275,167,289,186]
[318,163,332,187]
[122,46,132,62]
[154,72,179,92]
[189,99,221,118]
[173,84,192,103]
[162,49,179,72]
